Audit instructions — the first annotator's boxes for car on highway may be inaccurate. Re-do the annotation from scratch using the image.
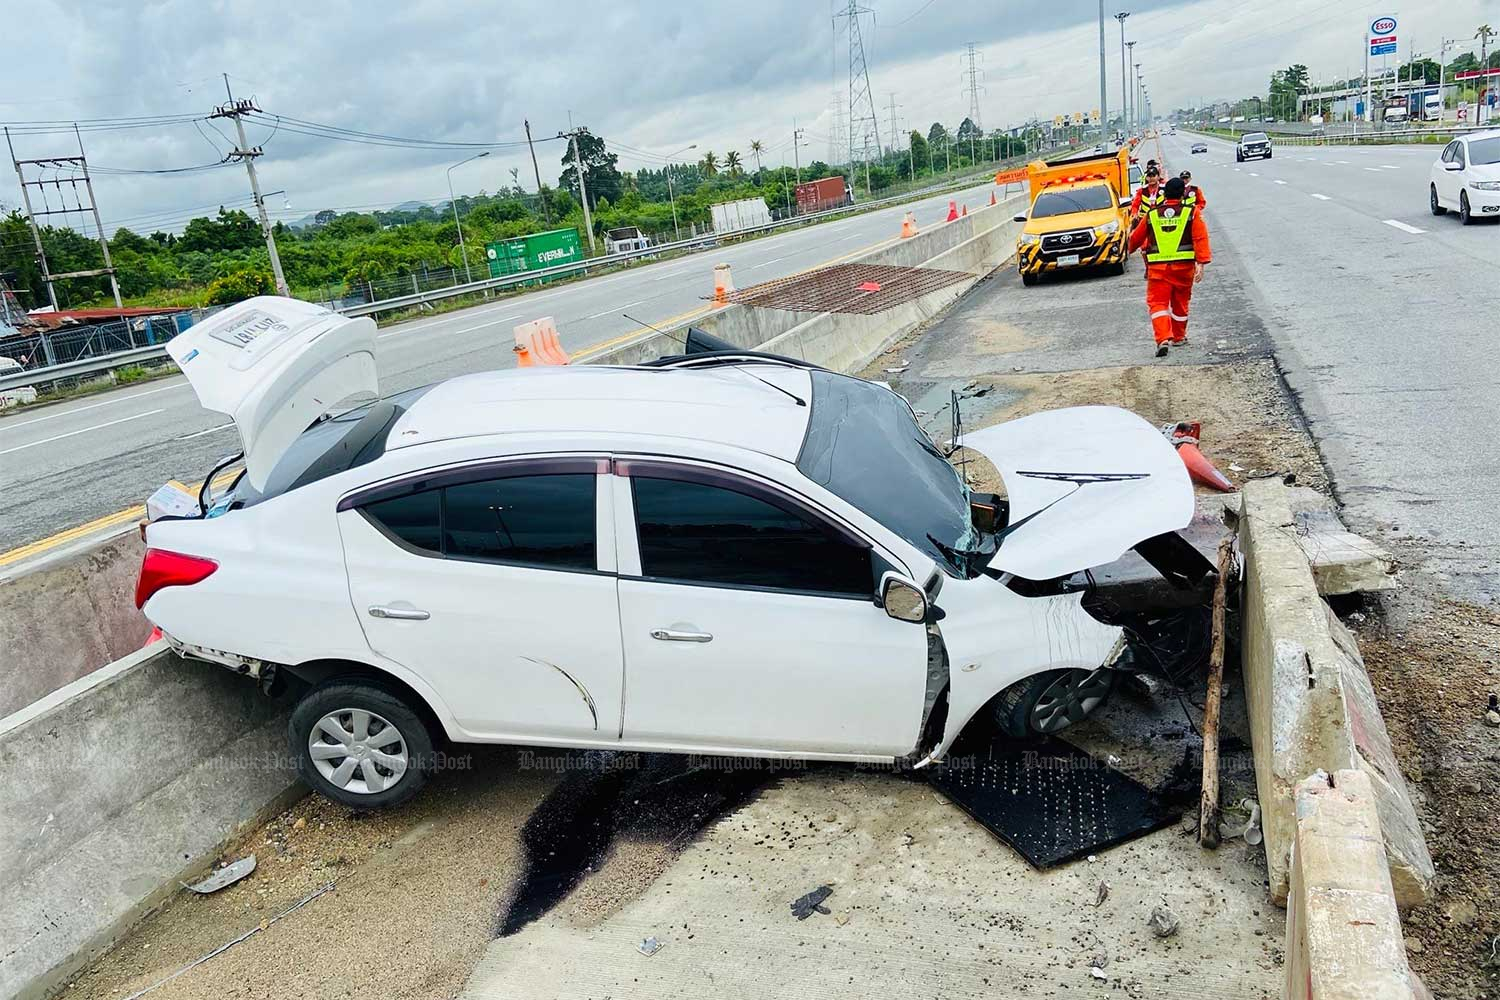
[1430,130,1500,225]
[1190,141,1208,154]
[1013,148,1134,285]
[138,298,1204,808]
[1236,132,1271,161]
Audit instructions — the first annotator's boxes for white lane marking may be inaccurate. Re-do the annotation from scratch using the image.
[379,315,521,339]
[838,233,863,241]
[1274,179,1287,185]
[1336,160,1350,164]
[0,409,166,456]
[1380,164,1399,170]
[0,382,186,432]
[587,300,643,320]
[1233,167,1241,172]
[1363,166,1381,172]
[1248,171,1259,177]
[750,255,791,269]
[178,422,233,440]
[1382,219,1426,234]
[1310,193,1331,200]
[652,267,695,281]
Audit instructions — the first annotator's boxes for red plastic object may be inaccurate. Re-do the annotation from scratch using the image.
[858,281,882,292]
[135,548,219,609]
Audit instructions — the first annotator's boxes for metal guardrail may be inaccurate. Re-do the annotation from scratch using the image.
[0,166,1026,395]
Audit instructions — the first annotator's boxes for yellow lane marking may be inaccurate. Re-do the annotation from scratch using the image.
[570,302,723,362]
[0,470,240,568]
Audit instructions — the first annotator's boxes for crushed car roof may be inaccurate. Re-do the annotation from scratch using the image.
[386,364,815,460]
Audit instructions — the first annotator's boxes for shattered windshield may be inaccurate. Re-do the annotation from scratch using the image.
[797,370,983,576]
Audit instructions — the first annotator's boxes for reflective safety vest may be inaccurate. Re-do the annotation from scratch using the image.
[1144,203,1196,263]
[1137,187,1164,210]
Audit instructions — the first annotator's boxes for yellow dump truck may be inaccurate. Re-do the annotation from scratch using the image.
[1012,148,1132,286]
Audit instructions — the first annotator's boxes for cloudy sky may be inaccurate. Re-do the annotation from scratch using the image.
[1,0,1490,235]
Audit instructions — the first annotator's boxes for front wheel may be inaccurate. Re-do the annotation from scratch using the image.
[990,667,1117,740]
[1460,192,1475,226]
[1430,185,1447,216]
[1265,150,1272,159]
[289,681,434,809]
[1020,269,1038,286]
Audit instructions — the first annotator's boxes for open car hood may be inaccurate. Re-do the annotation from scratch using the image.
[961,406,1192,580]
[166,297,377,491]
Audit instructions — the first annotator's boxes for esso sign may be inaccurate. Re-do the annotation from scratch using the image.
[1370,16,1397,35]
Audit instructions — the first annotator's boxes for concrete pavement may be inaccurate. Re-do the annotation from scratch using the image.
[0,178,996,552]
[1163,130,1500,603]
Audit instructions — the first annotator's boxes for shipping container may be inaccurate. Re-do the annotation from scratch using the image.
[485,228,583,284]
[709,197,772,234]
[795,176,852,214]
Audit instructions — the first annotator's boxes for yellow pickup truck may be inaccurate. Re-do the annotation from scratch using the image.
[1011,148,1132,286]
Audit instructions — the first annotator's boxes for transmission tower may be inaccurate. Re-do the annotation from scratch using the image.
[962,42,985,131]
[836,1,881,167]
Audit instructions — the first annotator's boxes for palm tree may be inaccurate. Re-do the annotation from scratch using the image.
[700,151,719,176]
[725,150,743,178]
[749,140,764,173]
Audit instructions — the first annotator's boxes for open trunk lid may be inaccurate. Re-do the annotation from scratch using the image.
[961,405,1192,580]
[166,297,378,491]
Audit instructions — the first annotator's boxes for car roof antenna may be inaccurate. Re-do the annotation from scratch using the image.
[622,313,805,407]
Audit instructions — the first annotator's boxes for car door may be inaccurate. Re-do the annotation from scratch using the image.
[613,461,929,757]
[1440,142,1464,203]
[337,456,623,742]
[1436,142,1457,203]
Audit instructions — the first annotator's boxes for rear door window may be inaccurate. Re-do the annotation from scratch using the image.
[631,476,871,597]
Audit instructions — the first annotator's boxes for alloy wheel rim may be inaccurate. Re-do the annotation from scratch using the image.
[308,708,408,794]
[1030,668,1114,734]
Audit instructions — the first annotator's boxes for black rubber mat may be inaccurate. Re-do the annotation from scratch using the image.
[926,735,1178,869]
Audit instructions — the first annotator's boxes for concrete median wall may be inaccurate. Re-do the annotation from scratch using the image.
[1237,478,1434,910]
[0,528,151,718]
[0,644,299,1000]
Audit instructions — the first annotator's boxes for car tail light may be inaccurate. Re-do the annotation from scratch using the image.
[135,548,219,609]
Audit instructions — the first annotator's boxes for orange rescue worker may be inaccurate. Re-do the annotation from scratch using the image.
[1127,176,1211,358]
[1129,165,1164,221]
[1178,169,1207,209]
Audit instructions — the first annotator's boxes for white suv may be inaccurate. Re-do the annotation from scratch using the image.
[140,299,1203,807]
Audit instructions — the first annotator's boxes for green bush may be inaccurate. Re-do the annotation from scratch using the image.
[204,269,274,305]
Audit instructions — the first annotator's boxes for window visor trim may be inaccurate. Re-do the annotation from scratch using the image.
[337,455,610,512]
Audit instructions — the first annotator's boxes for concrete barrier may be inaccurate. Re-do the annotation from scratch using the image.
[584,194,1026,372]
[0,644,300,1000]
[0,527,150,718]
[1237,478,1434,909]
[1283,770,1430,1000]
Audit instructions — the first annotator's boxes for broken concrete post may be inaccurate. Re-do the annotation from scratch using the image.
[1237,478,1433,909]
[1284,770,1428,1000]
[1217,489,1397,597]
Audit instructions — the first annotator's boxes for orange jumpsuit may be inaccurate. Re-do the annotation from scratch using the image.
[1127,198,1212,345]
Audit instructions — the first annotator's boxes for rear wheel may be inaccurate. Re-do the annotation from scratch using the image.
[1430,185,1447,216]
[289,681,434,809]
[1460,192,1475,226]
[990,667,1118,740]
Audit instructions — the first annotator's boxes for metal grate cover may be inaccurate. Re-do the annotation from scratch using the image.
[715,262,972,315]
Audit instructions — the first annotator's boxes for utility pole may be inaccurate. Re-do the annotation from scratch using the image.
[1135,63,1144,127]
[560,128,595,255]
[212,75,287,296]
[1097,1,1109,143]
[1114,12,1130,138]
[1480,25,1496,124]
[1125,41,1137,127]
[6,125,124,314]
[1437,38,1456,122]
[792,120,805,183]
[523,119,553,225]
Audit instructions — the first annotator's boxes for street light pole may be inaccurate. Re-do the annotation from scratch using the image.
[446,150,489,285]
[663,143,696,241]
[1114,13,1129,140]
[1125,41,1137,128]
[1097,1,1109,143]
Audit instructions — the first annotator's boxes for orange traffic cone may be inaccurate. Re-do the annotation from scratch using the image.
[989,191,997,206]
[1162,422,1235,492]
[945,200,959,222]
[899,211,918,238]
[713,262,734,303]
[961,204,968,217]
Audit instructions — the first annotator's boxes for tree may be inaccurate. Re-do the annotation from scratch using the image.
[725,150,743,177]
[956,117,982,143]
[205,269,274,305]
[314,209,337,227]
[559,128,622,210]
[906,130,929,179]
[749,140,763,172]
[700,151,719,176]
[927,122,948,147]
[1397,58,1441,84]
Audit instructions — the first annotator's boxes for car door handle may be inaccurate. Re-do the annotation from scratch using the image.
[368,606,430,621]
[650,628,713,643]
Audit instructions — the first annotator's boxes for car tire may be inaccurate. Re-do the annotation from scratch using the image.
[989,667,1118,740]
[1430,185,1447,216]
[1266,150,1272,159]
[1020,269,1038,286]
[289,681,434,810]
[1460,192,1474,226]
[1108,259,1126,276]
[1235,152,1242,162]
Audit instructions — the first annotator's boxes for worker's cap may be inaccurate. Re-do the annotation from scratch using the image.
[1164,177,1187,199]
[1145,165,1161,177]
[1178,170,1192,179]
[1146,158,1158,166]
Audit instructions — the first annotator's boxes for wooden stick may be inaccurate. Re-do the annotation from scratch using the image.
[1198,536,1235,849]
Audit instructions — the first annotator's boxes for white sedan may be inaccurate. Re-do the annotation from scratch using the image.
[1430,130,1500,224]
[139,299,1205,808]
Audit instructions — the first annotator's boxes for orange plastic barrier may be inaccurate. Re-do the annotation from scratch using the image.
[899,211,919,238]
[513,317,570,367]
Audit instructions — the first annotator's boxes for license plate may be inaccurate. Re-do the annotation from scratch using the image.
[1057,254,1081,266]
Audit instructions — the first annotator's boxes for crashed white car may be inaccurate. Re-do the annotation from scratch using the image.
[139,298,1202,808]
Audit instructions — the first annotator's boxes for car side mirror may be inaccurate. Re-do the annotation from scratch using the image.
[1118,196,1132,208]
[1445,161,1464,171]
[1012,213,1028,223]
[879,572,928,624]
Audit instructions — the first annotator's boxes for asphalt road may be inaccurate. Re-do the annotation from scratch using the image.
[1161,130,1500,603]
[0,178,996,552]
